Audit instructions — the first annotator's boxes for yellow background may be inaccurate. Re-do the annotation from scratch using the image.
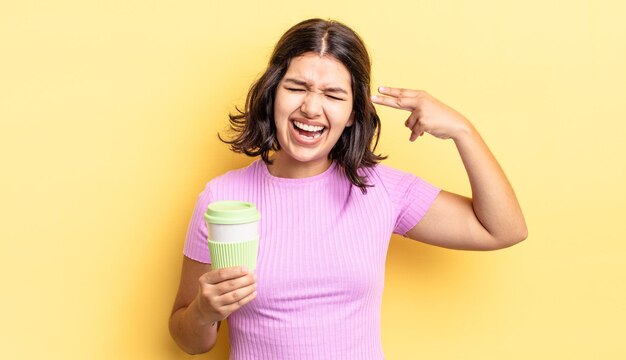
[1,0,625,359]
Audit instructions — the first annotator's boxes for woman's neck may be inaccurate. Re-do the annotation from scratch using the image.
[267,153,332,179]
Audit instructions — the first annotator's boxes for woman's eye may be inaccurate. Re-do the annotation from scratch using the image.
[285,87,344,101]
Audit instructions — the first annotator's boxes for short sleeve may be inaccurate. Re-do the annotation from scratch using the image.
[182,184,212,264]
[393,175,441,235]
[371,164,441,236]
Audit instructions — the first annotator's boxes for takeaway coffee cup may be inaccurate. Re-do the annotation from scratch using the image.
[204,201,260,271]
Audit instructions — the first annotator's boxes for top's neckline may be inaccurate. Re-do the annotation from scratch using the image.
[258,159,338,185]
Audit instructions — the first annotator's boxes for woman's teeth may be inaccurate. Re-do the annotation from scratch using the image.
[294,121,324,132]
[293,120,325,139]
[302,132,323,139]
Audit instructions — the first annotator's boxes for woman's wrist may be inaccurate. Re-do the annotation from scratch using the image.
[451,121,477,144]
[188,295,218,327]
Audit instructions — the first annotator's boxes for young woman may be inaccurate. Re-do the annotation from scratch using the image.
[169,18,527,359]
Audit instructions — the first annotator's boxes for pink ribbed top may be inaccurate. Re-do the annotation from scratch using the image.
[183,160,441,359]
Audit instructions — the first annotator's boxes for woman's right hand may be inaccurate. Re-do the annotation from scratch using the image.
[194,266,257,324]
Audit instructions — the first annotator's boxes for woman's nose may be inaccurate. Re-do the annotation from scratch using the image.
[300,91,322,118]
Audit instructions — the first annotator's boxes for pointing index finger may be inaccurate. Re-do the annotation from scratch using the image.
[377,86,420,98]
[371,94,414,111]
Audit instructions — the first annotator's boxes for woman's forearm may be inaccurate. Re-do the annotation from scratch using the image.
[453,124,528,245]
[169,298,219,355]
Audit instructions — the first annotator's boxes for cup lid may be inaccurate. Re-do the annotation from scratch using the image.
[204,201,261,225]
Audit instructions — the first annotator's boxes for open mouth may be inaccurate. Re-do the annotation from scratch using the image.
[291,120,326,140]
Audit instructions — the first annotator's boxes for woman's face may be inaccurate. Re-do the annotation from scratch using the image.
[273,52,354,169]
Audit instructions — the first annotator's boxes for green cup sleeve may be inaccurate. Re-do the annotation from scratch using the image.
[207,237,259,271]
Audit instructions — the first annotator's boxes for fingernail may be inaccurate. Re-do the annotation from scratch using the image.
[379,86,386,92]
[252,273,257,281]
[241,266,248,273]
[370,95,378,101]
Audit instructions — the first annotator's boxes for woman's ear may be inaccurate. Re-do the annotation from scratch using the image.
[346,111,355,127]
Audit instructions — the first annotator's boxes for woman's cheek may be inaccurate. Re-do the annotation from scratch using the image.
[284,94,304,113]
[328,104,353,126]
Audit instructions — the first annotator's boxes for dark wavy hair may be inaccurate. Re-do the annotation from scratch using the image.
[219,18,386,193]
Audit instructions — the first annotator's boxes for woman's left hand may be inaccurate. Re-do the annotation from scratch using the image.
[371,86,473,142]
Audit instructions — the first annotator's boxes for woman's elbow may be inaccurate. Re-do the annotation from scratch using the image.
[519,226,529,242]
[171,336,216,355]
[184,345,214,356]
[168,317,217,355]
[498,226,529,249]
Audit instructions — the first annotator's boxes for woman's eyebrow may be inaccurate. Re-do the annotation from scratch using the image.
[283,78,348,95]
